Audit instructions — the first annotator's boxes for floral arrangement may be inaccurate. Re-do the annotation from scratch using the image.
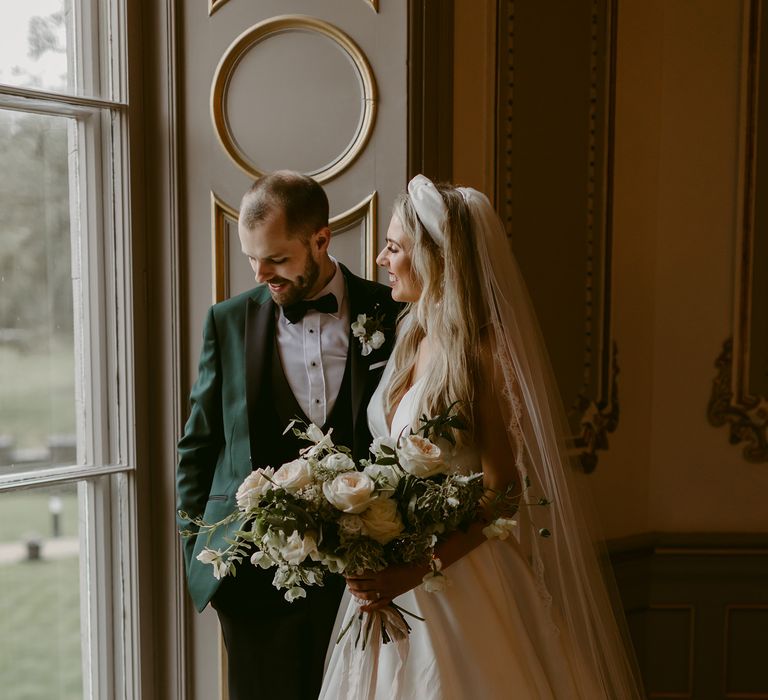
[351,307,386,356]
[181,407,547,644]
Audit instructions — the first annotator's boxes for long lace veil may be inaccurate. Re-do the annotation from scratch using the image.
[462,186,645,699]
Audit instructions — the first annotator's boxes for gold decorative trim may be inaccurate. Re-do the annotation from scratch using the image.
[330,191,378,280]
[366,0,379,12]
[211,191,239,303]
[211,15,378,184]
[708,339,768,462]
[208,0,230,16]
[709,0,768,462]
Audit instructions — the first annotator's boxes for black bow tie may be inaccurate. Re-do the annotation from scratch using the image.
[282,293,338,324]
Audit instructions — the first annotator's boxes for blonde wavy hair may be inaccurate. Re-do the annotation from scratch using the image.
[385,184,487,445]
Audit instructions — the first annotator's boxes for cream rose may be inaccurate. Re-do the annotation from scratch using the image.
[322,471,377,513]
[272,459,313,492]
[398,434,447,478]
[360,498,404,544]
[320,452,356,473]
[235,467,275,510]
[279,530,318,565]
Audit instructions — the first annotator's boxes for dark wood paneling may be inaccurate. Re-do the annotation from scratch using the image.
[610,533,768,700]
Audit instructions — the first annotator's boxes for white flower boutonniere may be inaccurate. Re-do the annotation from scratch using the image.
[351,309,386,357]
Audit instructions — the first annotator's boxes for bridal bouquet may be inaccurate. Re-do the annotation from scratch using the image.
[181,407,535,644]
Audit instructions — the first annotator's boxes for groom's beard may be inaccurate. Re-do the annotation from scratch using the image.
[267,254,321,307]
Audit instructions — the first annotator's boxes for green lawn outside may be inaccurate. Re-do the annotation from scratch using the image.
[0,556,82,700]
[0,486,78,544]
[0,342,75,450]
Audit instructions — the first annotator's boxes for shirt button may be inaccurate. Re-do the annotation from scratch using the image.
[315,399,320,404]
[309,329,314,334]
[311,361,317,367]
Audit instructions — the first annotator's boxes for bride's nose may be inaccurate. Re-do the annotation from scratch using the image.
[376,247,388,267]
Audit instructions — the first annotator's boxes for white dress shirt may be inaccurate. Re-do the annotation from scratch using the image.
[275,258,350,427]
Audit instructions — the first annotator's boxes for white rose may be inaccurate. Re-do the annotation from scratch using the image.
[351,314,368,337]
[363,463,401,492]
[369,330,385,350]
[321,452,356,473]
[279,530,318,565]
[359,498,404,544]
[337,513,366,536]
[272,459,313,492]
[398,434,447,478]
[322,471,377,513]
[235,467,275,510]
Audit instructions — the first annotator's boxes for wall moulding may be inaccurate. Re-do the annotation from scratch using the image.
[210,15,377,184]
[496,0,619,472]
[208,0,230,16]
[708,0,768,463]
[211,191,379,304]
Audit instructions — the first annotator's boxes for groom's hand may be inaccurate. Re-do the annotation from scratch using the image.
[345,564,429,612]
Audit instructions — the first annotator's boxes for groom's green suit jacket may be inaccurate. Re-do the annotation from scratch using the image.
[176,265,400,612]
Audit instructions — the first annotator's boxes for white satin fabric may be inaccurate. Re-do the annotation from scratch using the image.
[319,358,602,700]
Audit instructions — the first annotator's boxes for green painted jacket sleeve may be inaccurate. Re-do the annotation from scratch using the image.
[176,306,224,574]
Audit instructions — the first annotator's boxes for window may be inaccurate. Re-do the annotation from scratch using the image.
[0,1,136,698]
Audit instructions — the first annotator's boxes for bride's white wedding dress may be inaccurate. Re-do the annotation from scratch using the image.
[320,359,602,700]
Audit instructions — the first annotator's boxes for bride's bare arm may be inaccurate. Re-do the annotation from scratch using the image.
[347,341,520,610]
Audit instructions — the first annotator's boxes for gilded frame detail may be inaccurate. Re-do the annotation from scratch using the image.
[210,15,378,184]
[708,0,768,463]
[208,0,230,16]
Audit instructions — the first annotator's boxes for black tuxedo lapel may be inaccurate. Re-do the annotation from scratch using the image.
[245,294,276,467]
[341,266,377,438]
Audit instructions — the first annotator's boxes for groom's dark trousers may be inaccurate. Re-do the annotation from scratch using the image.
[177,267,399,700]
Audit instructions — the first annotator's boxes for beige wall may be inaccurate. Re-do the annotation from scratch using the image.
[455,0,768,539]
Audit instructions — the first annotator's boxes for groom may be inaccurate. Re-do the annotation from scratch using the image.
[176,171,400,700]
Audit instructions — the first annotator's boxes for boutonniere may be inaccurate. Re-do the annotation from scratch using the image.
[351,307,386,357]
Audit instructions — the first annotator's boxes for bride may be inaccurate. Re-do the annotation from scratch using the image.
[319,175,644,699]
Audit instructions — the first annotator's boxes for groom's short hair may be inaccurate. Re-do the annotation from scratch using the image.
[239,171,329,239]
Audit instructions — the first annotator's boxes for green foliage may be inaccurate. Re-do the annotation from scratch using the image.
[0,110,73,340]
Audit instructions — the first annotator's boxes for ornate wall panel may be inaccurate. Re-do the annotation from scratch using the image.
[611,533,768,699]
[178,3,407,697]
[708,0,768,462]
[210,15,377,183]
[496,0,618,471]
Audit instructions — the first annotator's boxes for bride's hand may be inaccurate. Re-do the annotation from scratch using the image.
[345,563,428,612]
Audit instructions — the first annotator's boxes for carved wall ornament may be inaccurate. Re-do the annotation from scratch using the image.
[708,0,768,463]
[211,15,377,183]
[708,339,768,463]
[573,342,620,473]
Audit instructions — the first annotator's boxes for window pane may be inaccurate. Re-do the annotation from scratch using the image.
[0,483,83,699]
[0,1,71,93]
[0,109,76,471]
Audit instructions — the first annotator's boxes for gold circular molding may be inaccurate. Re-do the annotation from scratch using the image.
[211,15,378,183]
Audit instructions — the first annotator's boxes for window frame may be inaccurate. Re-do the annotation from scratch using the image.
[0,0,139,697]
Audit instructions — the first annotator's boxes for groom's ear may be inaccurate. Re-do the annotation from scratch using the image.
[311,226,332,254]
